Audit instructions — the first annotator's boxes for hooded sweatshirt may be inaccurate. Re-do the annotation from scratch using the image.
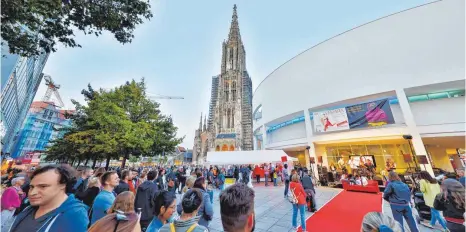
[9,194,89,232]
[135,180,159,222]
[159,216,208,232]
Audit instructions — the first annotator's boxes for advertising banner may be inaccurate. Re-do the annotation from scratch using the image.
[313,108,349,132]
[345,99,395,129]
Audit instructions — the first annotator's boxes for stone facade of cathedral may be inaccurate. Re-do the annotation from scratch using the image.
[193,5,253,164]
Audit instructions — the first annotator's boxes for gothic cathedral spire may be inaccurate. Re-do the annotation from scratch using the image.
[228,4,241,43]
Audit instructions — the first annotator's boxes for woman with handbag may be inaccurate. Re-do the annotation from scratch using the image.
[289,174,307,232]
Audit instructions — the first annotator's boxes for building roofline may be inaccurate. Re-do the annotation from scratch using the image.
[253,0,442,95]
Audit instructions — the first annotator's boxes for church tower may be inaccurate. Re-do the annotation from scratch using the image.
[193,5,253,163]
[211,4,253,151]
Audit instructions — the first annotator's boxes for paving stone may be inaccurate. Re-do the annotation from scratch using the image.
[268,225,291,232]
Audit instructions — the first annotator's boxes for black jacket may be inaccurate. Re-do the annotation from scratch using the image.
[135,180,159,221]
[114,180,130,195]
[76,186,100,208]
[156,176,164,190]
[434,193,465,219]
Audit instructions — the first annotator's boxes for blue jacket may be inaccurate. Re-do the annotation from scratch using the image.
[197,188,214,227]
[383,180,411,205]
[9,194,89,232]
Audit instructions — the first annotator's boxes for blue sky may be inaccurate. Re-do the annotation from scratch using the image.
[34,0,433,148]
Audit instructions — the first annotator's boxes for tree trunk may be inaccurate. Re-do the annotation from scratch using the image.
[70,158,75,167]
[92,156,98,169]
[105,155,111,170]
[84,158,89,167]
[121,153,129,169]
[76,158,81,168]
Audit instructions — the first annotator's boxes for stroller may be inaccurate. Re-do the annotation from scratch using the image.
[413,191,431,221]
[407,175,432,222]
[305,189,316,212]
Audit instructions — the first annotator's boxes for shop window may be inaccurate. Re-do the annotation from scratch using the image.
[427,92,449,100]
[350,145,367,156]
[337,145,352,157]
[221,144,228,151]
[408,95,428,102]
[215,145,220,151]
[229,145,235,151]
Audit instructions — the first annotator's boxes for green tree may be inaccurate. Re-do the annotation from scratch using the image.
[1,0,153,56]
[46,79,183,169]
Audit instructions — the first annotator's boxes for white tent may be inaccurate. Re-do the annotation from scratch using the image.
[206,150,298,165]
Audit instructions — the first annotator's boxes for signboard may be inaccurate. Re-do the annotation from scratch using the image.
[281,156,287,162]
[313,108,349,132]
[346,99,395,129]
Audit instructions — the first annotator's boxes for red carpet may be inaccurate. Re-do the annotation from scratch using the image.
[300,191,382,232]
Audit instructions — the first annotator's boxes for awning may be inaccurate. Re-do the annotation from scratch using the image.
[207,150,298,165]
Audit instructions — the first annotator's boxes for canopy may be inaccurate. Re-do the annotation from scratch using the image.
[206,150,298,165]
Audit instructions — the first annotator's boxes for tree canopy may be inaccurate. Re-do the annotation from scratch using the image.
[46,79,183,168]
[1,0,153,56]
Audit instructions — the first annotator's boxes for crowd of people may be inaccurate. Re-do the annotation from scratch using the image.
[0,163,260,232]
[1,163,464,232]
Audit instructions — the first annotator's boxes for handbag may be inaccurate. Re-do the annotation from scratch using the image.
[287,187,298,204]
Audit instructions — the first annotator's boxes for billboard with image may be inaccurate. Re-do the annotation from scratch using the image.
[313,108,349,132]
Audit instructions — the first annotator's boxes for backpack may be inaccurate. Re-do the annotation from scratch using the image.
[169,222,197,232]
[287,187,298,204]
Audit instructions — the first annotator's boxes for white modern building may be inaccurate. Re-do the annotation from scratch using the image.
[252,0,465,178]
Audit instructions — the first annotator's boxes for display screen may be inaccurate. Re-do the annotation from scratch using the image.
[349,155,376,167]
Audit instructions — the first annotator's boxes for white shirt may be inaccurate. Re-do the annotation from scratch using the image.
[361,176,368,186]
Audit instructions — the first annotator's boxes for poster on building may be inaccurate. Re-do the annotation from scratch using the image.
[313,108,350,132]
[345,99,395,129]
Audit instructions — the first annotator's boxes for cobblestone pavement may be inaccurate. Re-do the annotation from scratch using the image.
[206,184,341,232]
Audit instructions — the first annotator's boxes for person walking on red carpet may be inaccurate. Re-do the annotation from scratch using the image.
[290,174,307,232]
[383,171,419,232]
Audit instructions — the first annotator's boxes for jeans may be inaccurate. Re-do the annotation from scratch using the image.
[389,204,419,232]
[273,177,277,186]
[430,207,447,229]
[284,180,289,197]
[265,174,269,186]
[292,204,306,230]
[208,190,214,204]
[219,184,224,191]
[256,175,260,183]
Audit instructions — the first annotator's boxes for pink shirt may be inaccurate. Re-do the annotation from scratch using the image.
[1,187,21,210]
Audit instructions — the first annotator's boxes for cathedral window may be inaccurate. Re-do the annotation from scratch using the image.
[232,81,236,101]
[231,108,234,128]
[225,82,229,102]
[227,109,231,128]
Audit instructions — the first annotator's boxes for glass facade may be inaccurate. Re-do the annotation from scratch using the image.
[10,102,71,158]
[324,141,414,174]
[1,44,49,154]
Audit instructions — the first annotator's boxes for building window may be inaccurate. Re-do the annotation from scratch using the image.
[232,81,236,100]
[227,109,231,128]
[43,109,49,118]
[254,105,262,121]
[225,82,229,102]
